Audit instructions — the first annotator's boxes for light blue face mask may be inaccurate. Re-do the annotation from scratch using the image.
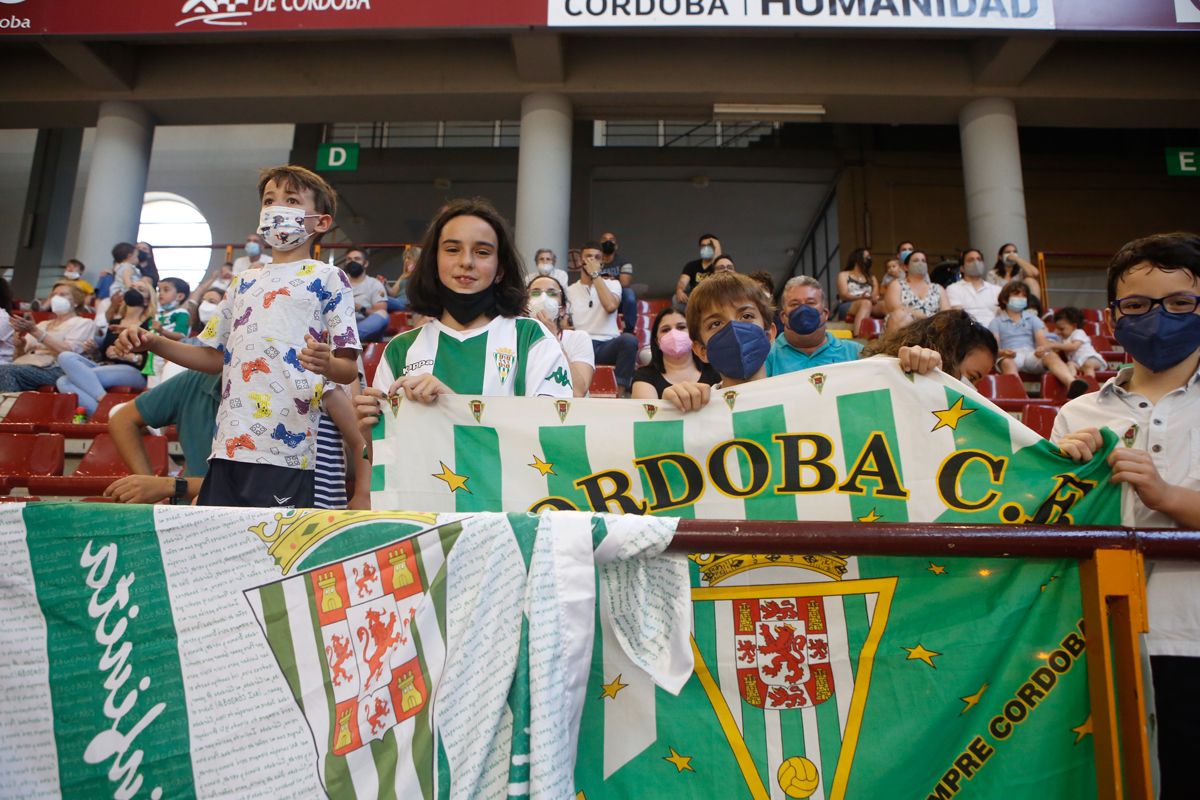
[1007,296,1028,313]
[704,320,771,380]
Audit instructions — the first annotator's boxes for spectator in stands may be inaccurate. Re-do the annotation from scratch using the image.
[884,249,949,334]
[879,257,904,293]
[344,248,389,342]
[56,284,155,415]
[102,368,221,504]
[863,309,998,384]
[1050,307,1106,380]
[386,245,420,312]
[135,242,160,287]
[0,277,13,364]
[766,275,862,376]
[567,241,639,396]
[1052,231,1200,799]
[895,240,915,267]
[631,305,719,400]
[748,270,775,300]
[711,254,737,273]
[189,286,224,337]
[154,277,192,341]
[989,242,1041,299]
[211,261,235,293]
[118,164,361,509]
[675,233,721,305]
[530,248,569,289]
[835,248,880,333]
[946,248,1001,327]
[107,242,143,300]
[1,280,95,392]
[355,198,572,435]
[599,231,638,335]
[61,259,94,300]
[529,274,594,397]
[990,281,1087,398]
[232,232,272,275]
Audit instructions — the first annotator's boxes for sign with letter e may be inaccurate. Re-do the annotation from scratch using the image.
[1166,148,1199,177]
[317,143,360,172]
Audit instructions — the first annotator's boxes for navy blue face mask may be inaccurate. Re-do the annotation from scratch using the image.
[1114,307,1200,373]
[704,321,771,380]
[787,304,823,336]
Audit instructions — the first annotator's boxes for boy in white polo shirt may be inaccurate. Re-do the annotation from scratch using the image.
[1052,231,1200,797]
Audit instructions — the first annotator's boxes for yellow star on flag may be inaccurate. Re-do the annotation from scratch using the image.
[529,454,556,477]
[599,674,628,700]
[903,643,941,668]
[927,562,947,575]
[1071,715,1093,744]
[931,396,976,432]
[857,508,883,523]
[960,683,989,714]
[432,461,470,493]
[663,747,694,773]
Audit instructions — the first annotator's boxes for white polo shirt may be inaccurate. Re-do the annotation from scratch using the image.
[946,278,1001,327]
[566,278,622,342]
[1051,366,1200,657]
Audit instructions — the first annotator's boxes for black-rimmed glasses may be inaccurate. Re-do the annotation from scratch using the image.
[1110,294,1200,316]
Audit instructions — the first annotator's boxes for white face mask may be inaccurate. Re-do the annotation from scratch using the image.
[529,294,560,320]
[963,260,986,278]
[50,295,73,315]
[198,301,219,323]
[64,270,80,281]
[536,261,554,276]
[258,206,319,252]
[907,260,929,278]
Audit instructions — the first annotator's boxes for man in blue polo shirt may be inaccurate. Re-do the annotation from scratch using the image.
[766,275,862,376]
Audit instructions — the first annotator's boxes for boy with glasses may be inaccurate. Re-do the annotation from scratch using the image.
[1052,231,1200,798]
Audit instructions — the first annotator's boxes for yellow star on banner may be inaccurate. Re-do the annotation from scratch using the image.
[931,396,976,432]
[904,643,941,668]
[432,461,470,493]
[1072,715,1093,744]
[927,562,947,575]
[960,683,989,714]
[529,454,556,477]
[663,747,694,773]
[599,674,628,700]
[857,508,883,523]
[576,793,586,800]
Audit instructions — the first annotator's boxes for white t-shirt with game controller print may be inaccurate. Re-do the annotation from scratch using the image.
[198,259,361,471]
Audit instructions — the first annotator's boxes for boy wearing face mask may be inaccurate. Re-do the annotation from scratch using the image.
[529,248,570,290]
[946,248,1001,327]
[116,165,361,509]
[765,276,862,377]
[62,259,94,297]
[232,233,272,275]
[343,248,389,342]
[154,278,192,342]
[676,233,721,306]
[661,272,777,412]
[1052,232,1200,798]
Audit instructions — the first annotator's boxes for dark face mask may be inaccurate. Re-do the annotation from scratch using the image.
[437,282,498,326]
[786,304,823,336]
[704,321,771,380]
[862,256,873,270]
[1114,307,1200,373]
[601,241,617,255]
[137,250,149,264]
[345,261,365,278]
[123,288,146,308]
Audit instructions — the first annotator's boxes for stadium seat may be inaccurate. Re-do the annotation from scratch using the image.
[590,366,619,398]
[1022,404,1059,440]
[0,433,65,493]
[25,433,169,496]
[362,341,385,386]
[0,392,79,433]
[386,311,410,336]
[857,317,883,340]
[973,375,1055,413]
[645,299,673,318]
[1081,308,1104,323]
[1082,320,1104,337]
[45,391,137,436]
[1040,373,1099,403]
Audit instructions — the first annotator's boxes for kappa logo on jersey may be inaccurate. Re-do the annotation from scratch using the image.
[547,366,571,388]
[493,347,516,384]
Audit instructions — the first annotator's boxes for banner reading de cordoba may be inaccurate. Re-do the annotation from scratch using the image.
[370,360,1121,526]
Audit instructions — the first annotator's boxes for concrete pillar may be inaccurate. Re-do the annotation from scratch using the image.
[11,128,82,301]
[75,101,154,278]
[958,97,1030,261]
[514,93,572,276]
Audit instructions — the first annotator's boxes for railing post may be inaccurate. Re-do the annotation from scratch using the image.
[1036,250,1049,306]
[1079,548,1153,800]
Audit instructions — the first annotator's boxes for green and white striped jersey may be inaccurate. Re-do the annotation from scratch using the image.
[374,315,573,398]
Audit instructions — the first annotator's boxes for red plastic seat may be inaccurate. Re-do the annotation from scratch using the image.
[44,391,138,437]
[973,374,1055,412]
[1022,404,1060,440]
[645,299,673,318]
[362,341,386,387]
[1081,308,1104,323]
[1040,373,1099,404]
[1082,320,1104,337]
[0,392,79,433]
[590,366,619,398]
[0,433,65,493]
[857,317,883,340]
[26,433,168,496]
[386,311,410,336]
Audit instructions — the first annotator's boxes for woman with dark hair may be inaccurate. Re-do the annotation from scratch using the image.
[988,242,1040,299]
[863,309,998,384]
[835,247,880,331]
[56,282,155,415]
[135,242,160,287]
[883,249,949,334]
[355,198,572,422]
[631,305,720,399]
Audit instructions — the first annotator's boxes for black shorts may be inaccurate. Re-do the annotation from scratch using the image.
[197,458,315,509]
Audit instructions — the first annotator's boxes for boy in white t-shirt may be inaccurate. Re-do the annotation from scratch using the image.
[1051,307,1106,378]
[1052,232,1200,798]
[118,165,361,508]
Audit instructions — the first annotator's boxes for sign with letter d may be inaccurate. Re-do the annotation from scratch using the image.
[317,142,359,172]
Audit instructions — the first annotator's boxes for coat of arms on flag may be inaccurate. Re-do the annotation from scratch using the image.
[691,574,895,800]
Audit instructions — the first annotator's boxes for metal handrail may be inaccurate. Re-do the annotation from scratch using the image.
[781,173,842,300]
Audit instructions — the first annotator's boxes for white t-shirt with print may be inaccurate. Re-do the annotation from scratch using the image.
[198,259,360,471]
